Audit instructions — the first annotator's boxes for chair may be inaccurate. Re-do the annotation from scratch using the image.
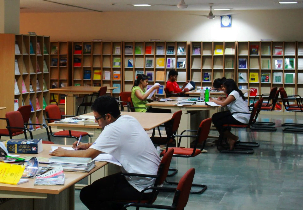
[118,92,131,111]
[124,168,195,210]
[161,118,211,194]
[164,87,171,97]
[76,86,107,115]
[45,105,90,141]
[0,111,30,139]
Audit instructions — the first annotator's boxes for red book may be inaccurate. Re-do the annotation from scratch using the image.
[145,46,152,54]
[35,117,41,129]
[36,98,41,110]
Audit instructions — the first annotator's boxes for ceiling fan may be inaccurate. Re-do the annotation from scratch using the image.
[200,3,218,19]
[177,0,188,9]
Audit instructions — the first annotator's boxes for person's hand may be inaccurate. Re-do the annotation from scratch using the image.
[209,97,215,102]
[151,96,159,101]
[183,88,189,92]
[72,141,88,150]
[50,147,67,156]
[153,84,160,90]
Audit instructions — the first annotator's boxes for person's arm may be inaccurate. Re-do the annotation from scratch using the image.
[135,85,159,101]
[210,95,235,107]
[50,147,101,159]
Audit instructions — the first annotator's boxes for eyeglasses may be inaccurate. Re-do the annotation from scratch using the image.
[95,114,106,121]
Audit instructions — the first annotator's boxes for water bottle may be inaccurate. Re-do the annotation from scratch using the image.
[205,88,209,102]
[200,88,205,101]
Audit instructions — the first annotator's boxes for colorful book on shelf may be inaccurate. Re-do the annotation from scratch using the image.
[249,88,258,96]
[125,45,133,54]
[15,59,20,75]
[157,85,164,95]
[274,46,283,55]
[135,46,142,54]
[274,59,283,69]
[43,79,48,91]
[83,44,91,54]
[285,73,294,84]
[51,58,58,67]
[43,43,48,54]
[114,46,121,55]
[113,57,121,67]
[51,94,58,104]
[113,71,121,80]
[238,72,247,83]
[177,46,186,55]
[36,62,41,73]
[59,95,65,104]
[285,58,295,69]
[177,58,186,68]
[30,42,35,54]
[146,58,154,68]
[51,46,58,54]
[21,80,27,93]
[273,72,283,83]
[156,58,165,68]
[60,58,67,66]
[74,83,81,86]
[250,45,259,55]
[112,84,121,93]
[156,71,165,81]
[225,47,235,54]
[135,70,144,79]
[15,79,20,95]
[29,100,34,111]
[214,45,224,55]
[74,58,82,67]
[156,46,164,55]
[261,73,270,83]
[43,60,48,73]
[193,46,201,55]
[146,71,154,81]
[36,80,41,91]
[36,42,42,55]
[36,98,41,110]
[167,46,175,55]
[93,70,102,80]
[43,97,47,109]
[14,99,19,111]
[74,44,82,54]
[249,73,259,83]
[15,42,21,54]
[0,162,25,185]
[127,59,133,67]
[83,70,91,79]
[238,58,247,68]
[145,46,152,54]
[203,72,211,82]
[166,58,175,68]
[103,71,111,80]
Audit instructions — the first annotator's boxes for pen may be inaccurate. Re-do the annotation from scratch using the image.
[75,135,82,150]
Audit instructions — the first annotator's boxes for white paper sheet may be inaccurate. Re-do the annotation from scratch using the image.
[147,83,160,99]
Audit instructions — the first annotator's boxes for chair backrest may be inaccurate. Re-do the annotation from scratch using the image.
[173,168,195,210]
[268,87,278,99]
[119,92,131,106]
[5,111,25,133]
[249,97,263,125]
[127,97,135,112]
[17,105,32,123]
[45,105,62,123]
[164,87,171,97]
[279,87,290,108]
[98,86,107,96]
[196,118,212,145]
[155,148,174,186]
[171,110,182,133]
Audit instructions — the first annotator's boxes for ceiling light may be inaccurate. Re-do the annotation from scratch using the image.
[279,1,298,4]
[214,9,231,11]
[133,4,151,7]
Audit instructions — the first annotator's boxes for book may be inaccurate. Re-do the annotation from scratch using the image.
[51,45,58,54]
[135,46,142,54]
[74,44,82,54]
[261,58,270,69]
[15,79,20,95]
[146,58,154,68]
[125,71,133,81]
[214,45,223,55]
[51,58,58,66]
[177,58,186,68]
[43,43,48,54]
[167,46,175,55]
[156,58,165,68]
[274,46,283,55]
[36,80,41,91]
[225,47,235,54]
[113,57,121,67]
[273,72,283,83]
[125,45,133,54]
[59,95,65,104]
[36,42,41,55]
[274,59,283,69]
[156,46,164,55]
[22,157,39,178]
[29,100,34,111]
[83,44,92,54]
[73,58,81,67]
[284,58,295,69]
[59,57,67,66]
[145,46,152,54]
[34,166,65,185]
[36,62,41,73]
[250,45,259,55]
[43,60,48,73]
[49,156,93,165]
[249,88,258,96]
[285,73,294,84]
[113,71,121,80]
[261,73,270,83]
[15,42,20,54]
[127,59,133,67]
[238,58,247,68]
[112,84,121,93]
[7,139,43,154]
[0,162,25,185]
[30,42,35,54]
[177,46,186,55]
[43,97,47,109]
[114,46,121,55]
[203,72,211,82]
[166,58,175,68]
[146,71,154,81]
[14,99,19,111]
[21,80,28,93]
[193,45,201,55]
[156,71,165,81]
[15,59,20,75]
[238,72,247,83]
[83,70,91,79]
[93,70,102,80]
[36,98,41,110]
[249,72,259,83]
[135,70,144,78]
[103,71,111,80]
[158,85,164,95]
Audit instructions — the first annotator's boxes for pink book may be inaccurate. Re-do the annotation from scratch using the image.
[36,98,41,110]
[21,80,27,93]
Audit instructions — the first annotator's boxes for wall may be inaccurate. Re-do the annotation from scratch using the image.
[20,9,303,42]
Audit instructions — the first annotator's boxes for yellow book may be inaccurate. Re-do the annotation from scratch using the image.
[156,71,165,81]
[0,162,25,185]
[93,70,102,80]
[214,45,224,55]
[156,58,165,68]
[249,72,259,83]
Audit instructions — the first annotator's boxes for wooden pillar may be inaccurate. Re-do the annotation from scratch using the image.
[0,0,20,34]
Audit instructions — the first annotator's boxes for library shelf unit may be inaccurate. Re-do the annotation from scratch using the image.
[0,34,50,129]
[190,41,236,89]
[123,41,188,97]
[71,41,123,96]
[50,41,71,105]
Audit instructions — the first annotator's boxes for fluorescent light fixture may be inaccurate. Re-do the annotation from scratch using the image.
[133,4,151,6]
[214,9,231,11]
[279,1,298,4]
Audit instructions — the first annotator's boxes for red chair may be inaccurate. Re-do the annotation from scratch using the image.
[124,168,195,210]
[45,105,90,140]
[0,111,29,139]
[119,92,131,111]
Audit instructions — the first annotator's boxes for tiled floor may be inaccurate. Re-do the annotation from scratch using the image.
[38,113,303,210]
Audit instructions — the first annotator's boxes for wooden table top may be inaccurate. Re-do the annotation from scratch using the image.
[49,112,173,131]
[185,91,226,96]
[50,86,117,94]
[147,98,215,108]
[0,144,106,195]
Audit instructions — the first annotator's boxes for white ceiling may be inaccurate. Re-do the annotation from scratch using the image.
[20,0,303,13]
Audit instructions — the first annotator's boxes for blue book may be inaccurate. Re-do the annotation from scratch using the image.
[29,100,34,111]
[83,70,91,79]
[30,42,35,54]
[158,85,164,95]
[7,139,43,154]
[128,59,133,67]
[239,58,247,68]
[112,84,121,93]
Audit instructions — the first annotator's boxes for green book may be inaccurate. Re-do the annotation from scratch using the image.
[30,42,35,54]
[74,83,81,86]
[113,57,121,67]
[285,73,294,83]
[42,97,47,110]
[43,43,48,54]
[135,46,142,54]
[43,60,48,73]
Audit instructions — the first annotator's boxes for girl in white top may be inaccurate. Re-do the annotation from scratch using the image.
[210,79,250,150]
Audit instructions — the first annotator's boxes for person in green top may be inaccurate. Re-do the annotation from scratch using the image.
[131,74,160,112]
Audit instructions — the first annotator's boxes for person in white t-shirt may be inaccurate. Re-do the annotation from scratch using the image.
[50,96,160,210]
[210,79,250,150]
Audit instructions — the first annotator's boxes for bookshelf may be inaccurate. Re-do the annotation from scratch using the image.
[190,41,236,89]
[0,34,50,129]
[50,41,71,105]
[71,41,123,96]
[123,41,188,97]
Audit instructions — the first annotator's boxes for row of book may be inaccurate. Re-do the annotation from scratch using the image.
[15,59,48,75]
[238,72,298,84]
[81,70,121,80]
[126,57,186,69]
[192,45,235,55]
[15,41,48,55]
[124,70,187,82]
[14,97,47,112]
[239,45,296,56]
[238,58,295,69]
[15,79,48,95]
[125,45,186,55]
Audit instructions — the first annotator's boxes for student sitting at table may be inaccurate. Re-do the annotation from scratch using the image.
[50,96,160,210]
[212,77,226,91]
[131,74,160,112]
[166,69,190,96]
[210,79,250,150]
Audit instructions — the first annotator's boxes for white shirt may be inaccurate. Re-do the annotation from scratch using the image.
[90,115,160,192]
[227,90,250,124]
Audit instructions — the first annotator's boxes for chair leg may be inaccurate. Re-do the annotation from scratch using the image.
[167,168,178,177]
[217,134,254,154]
[165,179,207,194]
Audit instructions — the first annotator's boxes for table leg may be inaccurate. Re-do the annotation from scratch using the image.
[65,93,76,115]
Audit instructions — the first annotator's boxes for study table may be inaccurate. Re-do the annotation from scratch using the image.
[0,144,107,210]
[185,90,226,98]
[49,86,117,115]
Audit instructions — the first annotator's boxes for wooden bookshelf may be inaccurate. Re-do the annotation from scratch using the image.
[0,34,50,129]
[190,41,236,89]
[71,41,123,96]
[123,41,188,97]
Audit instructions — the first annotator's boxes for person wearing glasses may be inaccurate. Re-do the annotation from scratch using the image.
[50,95,160,210]
[212,77,226,91]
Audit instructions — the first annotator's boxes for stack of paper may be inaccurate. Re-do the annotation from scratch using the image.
[49,156,95,173]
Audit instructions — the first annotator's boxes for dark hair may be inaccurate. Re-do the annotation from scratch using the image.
[168,70,178,78]
[213,77,226,89]
[134,74,148,87]
[91,95,120,118]
[223,79,245,101]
